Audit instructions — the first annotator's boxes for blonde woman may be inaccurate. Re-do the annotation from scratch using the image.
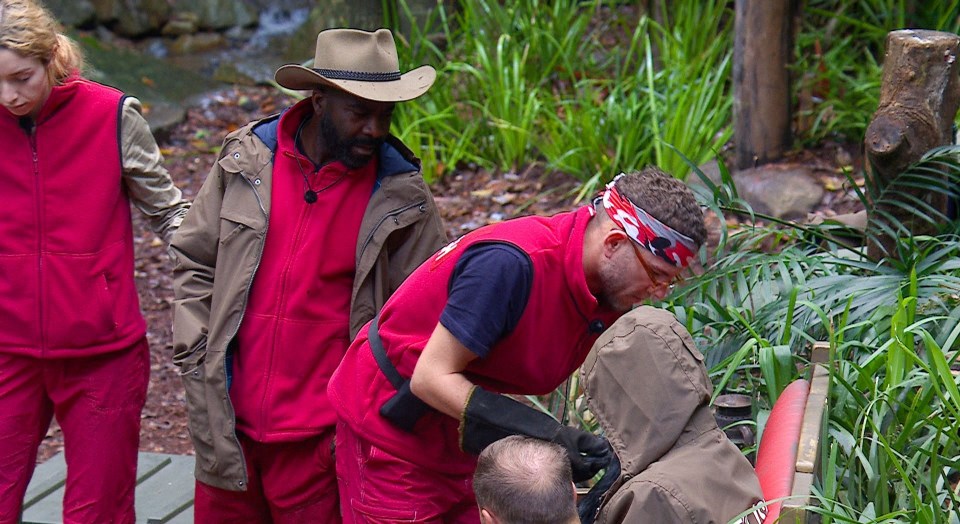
[0,1,189,522]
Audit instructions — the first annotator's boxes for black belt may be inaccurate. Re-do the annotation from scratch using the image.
[369,313,403,390]
[369,313,431,432]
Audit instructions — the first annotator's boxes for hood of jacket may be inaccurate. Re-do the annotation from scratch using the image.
[580,306,715,477]
[580,306,766,523]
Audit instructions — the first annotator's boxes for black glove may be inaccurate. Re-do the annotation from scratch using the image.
[578,454,621,523]
[460,386,612,482]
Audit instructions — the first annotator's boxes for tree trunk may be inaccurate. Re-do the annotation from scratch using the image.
[865,30,960,260]
[733,0,795,170]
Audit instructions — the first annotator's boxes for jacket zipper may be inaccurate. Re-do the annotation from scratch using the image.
[256,175,314,435]
[221,171,268,489]
[357,199,426,263]
[27,123,45,352]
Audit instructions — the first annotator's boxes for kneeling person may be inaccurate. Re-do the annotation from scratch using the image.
[473,436,579,524]
[579,307,767,523]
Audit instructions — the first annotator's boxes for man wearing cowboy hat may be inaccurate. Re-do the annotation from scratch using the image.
[169,28,447,522]
[328,166,707,522]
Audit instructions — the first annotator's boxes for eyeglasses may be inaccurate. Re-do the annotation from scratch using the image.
[627,239,684,291]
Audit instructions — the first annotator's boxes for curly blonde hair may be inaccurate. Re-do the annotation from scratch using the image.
[0,0,83,84]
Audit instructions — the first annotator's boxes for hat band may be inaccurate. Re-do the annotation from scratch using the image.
[313,68,401,82]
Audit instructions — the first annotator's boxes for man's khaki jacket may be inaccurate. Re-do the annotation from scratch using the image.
[581,306,765,523]
[169,115,447,490]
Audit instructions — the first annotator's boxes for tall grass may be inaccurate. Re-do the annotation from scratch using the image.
[390,0,959,179]
[813,311,960,522]
[390,0,734,187]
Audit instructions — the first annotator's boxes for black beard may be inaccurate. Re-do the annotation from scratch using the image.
[319,113,383,169]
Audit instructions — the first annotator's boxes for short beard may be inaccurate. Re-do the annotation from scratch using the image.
[596,258,634,313]
[319,112,383,169]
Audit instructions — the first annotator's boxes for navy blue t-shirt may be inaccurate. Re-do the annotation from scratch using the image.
[439,243,533,359]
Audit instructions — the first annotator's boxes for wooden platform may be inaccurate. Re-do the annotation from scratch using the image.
[22,452,195,524]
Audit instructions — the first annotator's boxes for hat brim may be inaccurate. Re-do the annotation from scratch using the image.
[274,64,436,102]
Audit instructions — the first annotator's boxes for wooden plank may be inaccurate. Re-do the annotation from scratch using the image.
[137,453,174,480]
[796,364,829,474]
[163,508,194,524]
[786,470,814,506]
[21,453,180,524]
[21,484,63,524]
[137,454,195,524]
[22,453,66,511]
[810,342,830,365]
[781,471,815,523]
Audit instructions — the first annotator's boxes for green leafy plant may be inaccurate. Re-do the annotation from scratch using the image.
[389,0,735,184]
[813,313,960,522]
[670,144,960,518]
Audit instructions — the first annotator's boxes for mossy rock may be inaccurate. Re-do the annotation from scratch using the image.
[212,62,259,86]
[170,0,258,31]
[74,32,221,132]
[77,33,218,101]
[89,0,171,37]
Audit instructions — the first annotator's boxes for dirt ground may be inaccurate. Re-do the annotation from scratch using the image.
[35,85,863,462]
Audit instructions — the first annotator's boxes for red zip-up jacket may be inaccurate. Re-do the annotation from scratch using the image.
[0,79,145,357]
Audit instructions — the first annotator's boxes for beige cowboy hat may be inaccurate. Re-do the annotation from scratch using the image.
[275,28,436,102]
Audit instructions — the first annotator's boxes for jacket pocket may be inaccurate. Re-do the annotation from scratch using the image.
[0,254,38,348]
[218,171,266,242]
[176,336,207,372]
[670,323,705,363]
[95,273,118,330]
[218,205,263,251]
[181,359,217,471]
[44,246,141,350]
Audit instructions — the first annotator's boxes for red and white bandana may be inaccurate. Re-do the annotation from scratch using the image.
[600,174,698,268]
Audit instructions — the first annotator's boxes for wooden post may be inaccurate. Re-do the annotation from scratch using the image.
[733,0,795,170]
[865,30,960,260]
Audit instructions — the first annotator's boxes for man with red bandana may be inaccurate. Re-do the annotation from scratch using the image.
[169,28,447,523]
[328,166,707,522]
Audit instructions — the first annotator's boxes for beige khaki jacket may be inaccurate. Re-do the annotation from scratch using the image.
[169,115,447,490]
[581,307,765,523]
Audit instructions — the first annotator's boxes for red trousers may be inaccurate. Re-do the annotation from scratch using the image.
[194,429,340,523]
[335,422,479,524]
[0,340,149,524]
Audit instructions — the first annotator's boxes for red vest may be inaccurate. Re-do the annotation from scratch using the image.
[232,99,377,441]
[329,206,621,474]
[0,78,144,357]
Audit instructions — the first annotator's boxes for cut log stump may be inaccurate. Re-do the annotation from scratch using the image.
[865,30,960,260]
